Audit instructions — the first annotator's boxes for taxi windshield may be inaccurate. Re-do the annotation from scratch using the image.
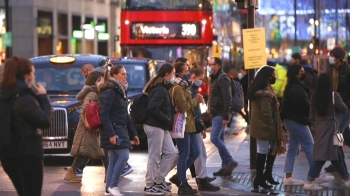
[35,67,86,93]
[118,63,147,90]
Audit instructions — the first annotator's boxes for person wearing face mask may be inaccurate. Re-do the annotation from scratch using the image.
[142,63,178,195]
[247,66,286,189]
[280,65,330,186]
[169,63,220,192]
[0,57,52,196]
[207,57,238,176]
[64,72,106,183]
[324,47,350,173]
[168,62,203,194]
[99,65,140,196]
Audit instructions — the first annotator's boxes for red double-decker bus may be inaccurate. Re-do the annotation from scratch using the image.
[120,0,213,64]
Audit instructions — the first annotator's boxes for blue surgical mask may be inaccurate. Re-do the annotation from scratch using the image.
[329,57,336,65]
[169,77,175,84]
[207,66,214,74]
[194,80,202,87]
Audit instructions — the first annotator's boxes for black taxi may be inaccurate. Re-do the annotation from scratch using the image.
[30,54,108,154]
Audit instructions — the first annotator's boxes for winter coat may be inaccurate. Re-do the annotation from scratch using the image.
[328,62,350,108]
[169,78,197,133]
[280,82,311,125]
[250,87,279,141]
[99,80,138,150]
[311,92,348,161]
[70,85,105,159]
[1,80,51,159]
[145,77,174,131]
[208,69,232,120]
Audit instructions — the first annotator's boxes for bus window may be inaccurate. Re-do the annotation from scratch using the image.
[123,0,212,10]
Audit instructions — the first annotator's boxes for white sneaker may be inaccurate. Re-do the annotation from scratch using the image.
[344,179,350,188]
[108,187,124,196]
[303,182,323,190]
[283,177,305,185]
[315,173,334,184]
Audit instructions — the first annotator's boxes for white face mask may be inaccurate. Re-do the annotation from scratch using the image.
[238,73,243,80]
[329,57,336,65]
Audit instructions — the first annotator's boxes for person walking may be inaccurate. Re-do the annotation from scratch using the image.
[0,57,52,196]
[64,72,106,183]
[303,73,349,190]
[207,57,238,176]
[100,65,140,196]
[280,64,313,185]
[142,63,178,195]
[324,47,350,172]
[168,61,202,194]
[247,66,286,189]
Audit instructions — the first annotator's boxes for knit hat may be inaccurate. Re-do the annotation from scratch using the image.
[330,47,345,60]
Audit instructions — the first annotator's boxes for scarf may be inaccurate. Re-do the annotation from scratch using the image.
[110,77,127,98]
[333,68,339,91]
[175,77,191,88]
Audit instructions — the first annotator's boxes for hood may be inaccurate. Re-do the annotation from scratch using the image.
[255,89,275,98]
[0,79,33,99]
[76,85,98,102]
[99,79,126,99]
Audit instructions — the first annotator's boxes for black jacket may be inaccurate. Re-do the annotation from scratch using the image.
[99,80,138,150]
[145,82,174,131]
[208,69,232,120]
[1,80,51,159]
[280,82,311,125]
[328,62,350,108]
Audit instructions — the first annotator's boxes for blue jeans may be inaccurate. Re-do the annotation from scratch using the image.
[339,110,350,133]
[283,119,314,173]
[308,147,349,181]
[176,133,200,183]
[105,148,129,190]
[210,116,235,168]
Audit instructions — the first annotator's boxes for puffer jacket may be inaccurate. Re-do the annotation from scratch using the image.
[208,69,232,120]
[328,62,350,108]
[144,77,174,131]
[99,80,138,150]
[1,80,51,159]
[169,78,197,133]
[70,85,104,159]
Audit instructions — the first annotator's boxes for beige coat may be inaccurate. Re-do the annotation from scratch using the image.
[70,86,105,159]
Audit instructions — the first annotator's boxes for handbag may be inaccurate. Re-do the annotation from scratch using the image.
[170,86,186,139]
[332,92,344,146]
[84,99,102,131]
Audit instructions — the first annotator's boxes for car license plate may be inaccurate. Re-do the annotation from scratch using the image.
[42,141,68,149]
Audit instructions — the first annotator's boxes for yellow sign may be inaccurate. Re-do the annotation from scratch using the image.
[50,56,76,64]
[242,28,267,69]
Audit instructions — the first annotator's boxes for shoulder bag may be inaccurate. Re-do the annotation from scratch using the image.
[332,92,344,146]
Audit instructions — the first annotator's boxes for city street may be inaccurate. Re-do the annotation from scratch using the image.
[1,115,350,196]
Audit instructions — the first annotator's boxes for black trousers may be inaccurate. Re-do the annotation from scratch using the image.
[1,156,43,196]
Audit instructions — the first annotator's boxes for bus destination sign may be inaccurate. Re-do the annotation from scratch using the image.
[131,22,201,40]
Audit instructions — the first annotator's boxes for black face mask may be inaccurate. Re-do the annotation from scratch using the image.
[300,73,306,81]
[269,77,276,84]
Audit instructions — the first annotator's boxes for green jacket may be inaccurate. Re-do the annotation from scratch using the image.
[169,83,198,133]
[250,87,279,141]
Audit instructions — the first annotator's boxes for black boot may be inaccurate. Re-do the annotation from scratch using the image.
[253,153,273,189]
[178,181,198,194]
[169,174,180,187]
[263,149,279,185]
[197,178,220,191]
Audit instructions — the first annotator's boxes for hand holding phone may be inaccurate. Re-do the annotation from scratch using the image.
[116,138,123,145]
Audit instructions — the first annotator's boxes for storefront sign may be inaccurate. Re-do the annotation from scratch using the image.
[2,32,11,47]
[242,28,267,70]
[131,22,200,39]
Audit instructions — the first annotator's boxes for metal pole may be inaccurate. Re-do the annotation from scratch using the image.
[336,0,338,46]
[247,1,257,170]
[313,0,316,55]
[5,0,10,59]
[81,0,86,54]
[294,0,297,46]
[93,0,98,55]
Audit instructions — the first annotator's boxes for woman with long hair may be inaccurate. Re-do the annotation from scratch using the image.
[169,62,203,194]
[303,73,349,190]
[247,66,284,189]
[280,65,332,185]
[143,63,178,195]
[64,72,106,183]
[0,57,52,196]
[99,65,140,196]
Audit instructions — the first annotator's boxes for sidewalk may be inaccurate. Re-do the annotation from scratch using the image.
[205,113,350,195]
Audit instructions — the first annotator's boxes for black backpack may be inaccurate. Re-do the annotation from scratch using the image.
[219,73,245,112]
[0,93,21,160]
[129,93,148,125]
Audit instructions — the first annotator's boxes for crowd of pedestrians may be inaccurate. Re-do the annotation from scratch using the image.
[2,47,350,195]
